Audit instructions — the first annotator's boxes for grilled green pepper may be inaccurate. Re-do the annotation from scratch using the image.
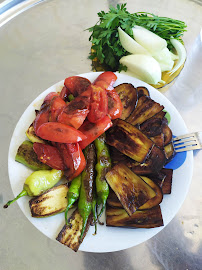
[4,169,63,208]
[78,143,96,239]
[65,174,82,224]
[94,133,111,218]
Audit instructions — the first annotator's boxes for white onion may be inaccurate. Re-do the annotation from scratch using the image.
[132,25,167,54]
[118,27,150,55]
[120,54,162,85]
[169,39,186,74]
[152,48,174,72]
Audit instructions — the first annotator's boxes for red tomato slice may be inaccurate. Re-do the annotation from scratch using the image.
[56,143,86,180]
[57,89,91,129]
[43,92,59,105]
[33,142,65,170]
[34,107,50,135]
[107,89,123,120]
[79,116,112,149]
[87,85,108,123]
[60,85,70,101]
[93,71,117,90]
[64,76,91,97]
[49,96,67,122]
[37,122,87,143]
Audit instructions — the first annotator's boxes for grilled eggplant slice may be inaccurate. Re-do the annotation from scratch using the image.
[160,168,173,194]
[164,142,175,162]
[107,176,163,210]
[105,163,156,215]
[162,123,173,146]
[106,119,154,163]
[126,95,164,126]
[114,83,138,120]
[139,176,163,210]
[126,145,166,174]
[56,209,92,252]
[106,205,163,228]
[150,133,165,148]
[136,86,150,98]
[139,111,166,137]
[29,184,68,217]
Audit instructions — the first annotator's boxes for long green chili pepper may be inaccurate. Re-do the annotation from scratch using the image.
[65,174,82,224]
[78,143,96,240]
[92,188,98,235]
[4,169,63,208]
[94,133,111,218]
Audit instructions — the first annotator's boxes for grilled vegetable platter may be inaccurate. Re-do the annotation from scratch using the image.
[5,72,193,253]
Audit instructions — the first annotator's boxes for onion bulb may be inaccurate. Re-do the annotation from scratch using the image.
[169,39,186,74]
[132,25,167,54]
[118,27,150,55]
[120,54,162,85]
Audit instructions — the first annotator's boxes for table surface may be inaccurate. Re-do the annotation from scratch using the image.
[0,0,202,269]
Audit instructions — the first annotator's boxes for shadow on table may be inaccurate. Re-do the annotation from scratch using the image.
[147,216,202,270]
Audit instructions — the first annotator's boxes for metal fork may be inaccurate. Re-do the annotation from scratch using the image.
[172,132,202,152]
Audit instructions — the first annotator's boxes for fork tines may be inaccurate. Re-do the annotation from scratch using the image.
[172,132,202,152]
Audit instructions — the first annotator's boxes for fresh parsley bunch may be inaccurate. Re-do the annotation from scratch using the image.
[87,4,187,72]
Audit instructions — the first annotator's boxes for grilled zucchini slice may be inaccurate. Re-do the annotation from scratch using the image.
[106,205,164,228]
[56,209,92,252]
[29,184,68,217]
[105,163,156,216]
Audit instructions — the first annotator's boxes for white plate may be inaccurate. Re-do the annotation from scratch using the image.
[8,72,193,253]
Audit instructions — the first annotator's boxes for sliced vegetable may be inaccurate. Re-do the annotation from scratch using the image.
[118,27,150,55]
[60,85,70,101]
[105,163,156,216]
[79,116,112,150]
[114,83,138,120]
[15,140,50,171]
[132,25,167,54]
[169,38,186,74]
[87,85,108,123]
[152,48,174,72]
[26,124,45,143]
[120,54,162,85]
[33,142,65,170]
[56,143,86,180]
[93,71,117,90]
[29,184,69,217]
[36,122,87,143]
[160,168,173,194]
[126,95,164,126]
[57,89,91,129]
[107,175,163,210]
[106,205,164,228]
[64,76,91,97]
[107,89,123,120]
[56,209,92,252]
[138,176,163,210]
[34,107,50,135]
[49,96,66,122]
[136,86,150,98]
[106,119,154,163]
